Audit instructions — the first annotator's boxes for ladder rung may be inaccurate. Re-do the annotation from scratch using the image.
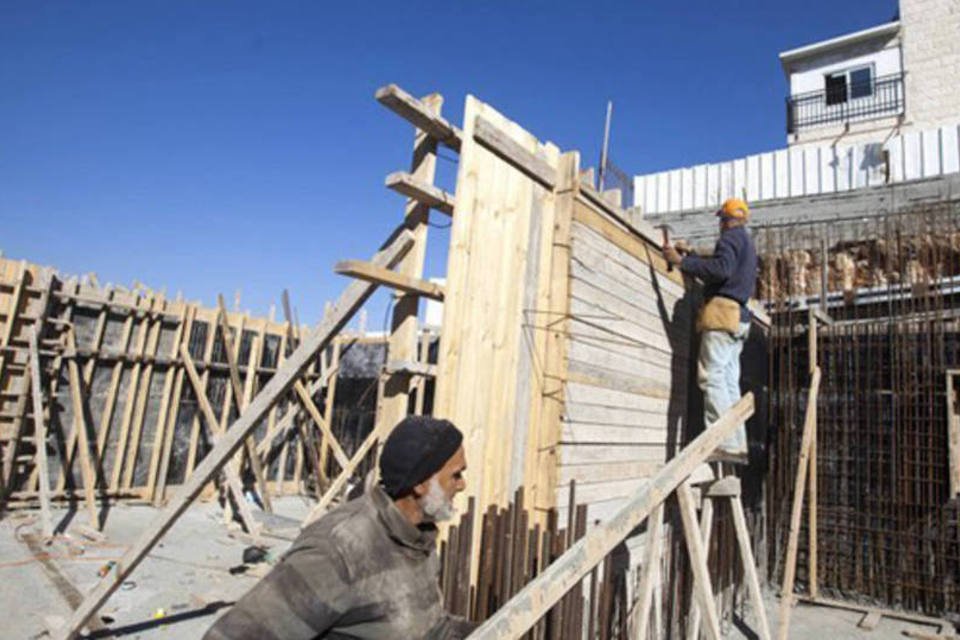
[385,172,455,216]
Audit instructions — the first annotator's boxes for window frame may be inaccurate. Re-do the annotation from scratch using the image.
[824,64,876,105]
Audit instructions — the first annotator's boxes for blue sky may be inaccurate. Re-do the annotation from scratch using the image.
[0,0,897,327]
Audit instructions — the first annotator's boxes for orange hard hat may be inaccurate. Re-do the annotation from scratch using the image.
[716,198,749,220]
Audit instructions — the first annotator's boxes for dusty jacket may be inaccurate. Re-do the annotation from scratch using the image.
[204,486,476,639]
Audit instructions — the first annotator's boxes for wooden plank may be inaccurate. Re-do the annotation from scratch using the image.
[731,494,772,640]
[28,328,53,538]
[302,411,385,524]
[334,260,444,301]
[293,381,348,468]
[58,229,414,640]
[152,305,195,504]
[686,489,716,640]
[217,298,272,512]
[108,297,153,492]
[0,261,28,394]
[185,307,219,480]
[179,344,260,536]
[121,296,166,489]
[320,340,340,470]
[375,84,462,151]
[385,171,454,215]
[383,359,437,377]
[571,202,683,288]
[65,329,100,529]
[473,116,556,189]
[374,95,440,466]
[777,367,822,640]
[632,503,663,640]
[468,393,754,639]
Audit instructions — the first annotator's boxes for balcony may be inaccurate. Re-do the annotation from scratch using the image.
[786,72,904,134]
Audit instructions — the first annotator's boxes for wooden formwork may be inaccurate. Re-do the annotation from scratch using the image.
[18,84,773,639]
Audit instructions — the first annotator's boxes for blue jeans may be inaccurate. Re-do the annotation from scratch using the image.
[697,322,750,453]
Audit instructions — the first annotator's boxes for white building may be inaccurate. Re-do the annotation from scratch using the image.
[633,0,960,216]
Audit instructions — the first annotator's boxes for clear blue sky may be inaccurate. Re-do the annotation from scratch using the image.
[0,0,896,327]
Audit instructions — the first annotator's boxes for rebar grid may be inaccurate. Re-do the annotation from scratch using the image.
[762,203,960,615]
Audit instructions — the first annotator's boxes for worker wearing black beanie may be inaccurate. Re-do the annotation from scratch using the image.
[379,415,464,498]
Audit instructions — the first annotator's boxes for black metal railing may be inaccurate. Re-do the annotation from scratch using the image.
[786,72,904,134]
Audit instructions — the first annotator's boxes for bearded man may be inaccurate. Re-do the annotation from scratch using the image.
[204,416,476,639]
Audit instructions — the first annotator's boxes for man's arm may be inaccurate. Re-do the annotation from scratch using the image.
[204,546,351,640]
[679,234,737,283]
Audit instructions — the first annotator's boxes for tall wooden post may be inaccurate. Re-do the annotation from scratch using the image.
[374,94,441,436]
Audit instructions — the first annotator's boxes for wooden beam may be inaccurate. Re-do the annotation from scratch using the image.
[375,84,462,151]
[293,380,348,468]
[57,228,414,640]
[473,116,556,189]
[383,359,437,377]
[631,503,663,640]
[64,329,100,529]
[302,413,387,525]
[677,481,722,640]
[777,367,822,640]
[216,297,273,513]
[467,393,754,639]
[179,344,260,537]
[385,171,454,215]
[335,260,444,301]
[730,493,772,640]
[28,328,53,538]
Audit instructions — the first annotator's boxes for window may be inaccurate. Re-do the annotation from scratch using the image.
[824,65,874,105]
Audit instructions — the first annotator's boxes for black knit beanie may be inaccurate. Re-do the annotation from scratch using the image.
[380,416,463,498]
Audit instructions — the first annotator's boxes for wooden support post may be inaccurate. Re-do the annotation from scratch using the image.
[216,297,272,512]
[293,381,348,468]
[730,491,772,640]
[108,296,154,492]
[776,367,822,640]
[632,503,664,640]
[688,491,716,640]
[185,308,218,480]
[28,328,53,538]
[57,229,413,640]
[121,296,166,489]
[807,310,818,599]
[153,305,196,504]
[65,329,100,529]
[467,394,754,640]
[179,344,260,538]
[319,340,340,473]
[678,480,722,640]
[0,261,28,398]
[374,93,441,451]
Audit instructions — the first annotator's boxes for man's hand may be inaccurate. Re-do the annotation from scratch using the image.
[674,239,691,254]
[663,245,683,266]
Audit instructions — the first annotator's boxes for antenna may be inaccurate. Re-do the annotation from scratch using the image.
[598,100,613,191]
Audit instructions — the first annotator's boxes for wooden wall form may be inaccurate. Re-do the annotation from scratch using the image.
[0,257,338,507]
[432,95,745,527]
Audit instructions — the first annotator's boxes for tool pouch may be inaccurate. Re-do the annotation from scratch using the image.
[697,296,742,335]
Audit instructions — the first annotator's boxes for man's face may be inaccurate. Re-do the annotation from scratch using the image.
[415,446,467,522]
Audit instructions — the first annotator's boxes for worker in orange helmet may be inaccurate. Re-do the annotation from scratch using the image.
[664,198,758,464]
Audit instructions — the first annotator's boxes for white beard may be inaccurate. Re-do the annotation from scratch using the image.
[418,477,456,523]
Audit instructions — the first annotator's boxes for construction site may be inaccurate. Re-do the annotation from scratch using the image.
[2,0,960,639]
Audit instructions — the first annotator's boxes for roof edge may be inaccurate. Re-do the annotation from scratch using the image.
[779,21,900,67]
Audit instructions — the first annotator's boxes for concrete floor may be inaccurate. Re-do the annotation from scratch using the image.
[1,498,954,639]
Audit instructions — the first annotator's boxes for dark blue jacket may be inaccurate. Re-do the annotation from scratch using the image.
[680,225,757,322]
